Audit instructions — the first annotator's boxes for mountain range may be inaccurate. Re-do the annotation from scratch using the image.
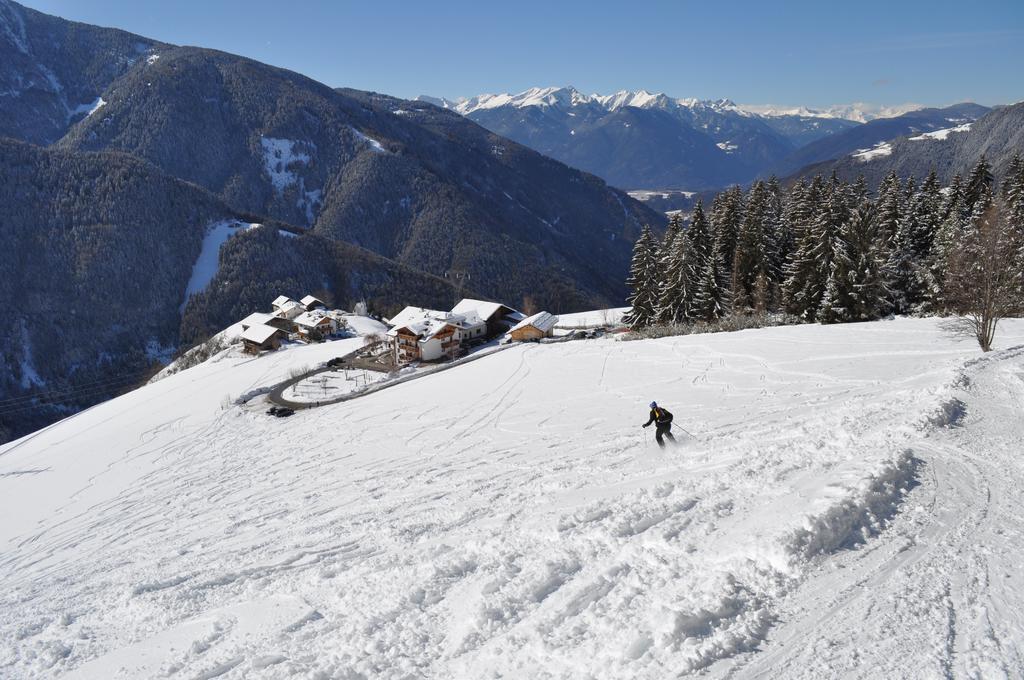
[423,86,994,192]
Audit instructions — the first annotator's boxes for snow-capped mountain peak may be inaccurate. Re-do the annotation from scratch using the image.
[423,86,922,124]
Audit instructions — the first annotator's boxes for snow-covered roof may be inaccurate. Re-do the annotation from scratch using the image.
[511,311,559,333]
[294,311,332,328]
[239,312,274,328]
[241,324,282,344]
[388,306,450,329]
[452,299,517,322]
[388,316,457,341]
[272,295,295,308]
[301,295,326,308]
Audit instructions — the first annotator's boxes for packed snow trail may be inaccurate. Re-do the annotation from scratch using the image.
[710,346,1024,679]
[1,318,1023,678]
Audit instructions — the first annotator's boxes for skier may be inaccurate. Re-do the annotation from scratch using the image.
[641,401,676,447]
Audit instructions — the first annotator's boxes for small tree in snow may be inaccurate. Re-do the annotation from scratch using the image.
[944,199,1022,351]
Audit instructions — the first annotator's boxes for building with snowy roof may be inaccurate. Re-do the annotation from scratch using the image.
[387,314,461,364]
[300,295,327,311]
[451,299,523,337]
[509,311,559,342]
[294,310,339,341]
[240,324,287,354]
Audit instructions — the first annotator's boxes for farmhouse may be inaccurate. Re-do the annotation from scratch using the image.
[241,324,287,354]
[294,310,338,341]
[509,311,559,342]
[452,299,523,338]
[271,295,304,320]
[387,316,461,364]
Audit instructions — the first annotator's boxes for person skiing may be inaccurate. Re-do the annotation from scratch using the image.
[642,401,676,447]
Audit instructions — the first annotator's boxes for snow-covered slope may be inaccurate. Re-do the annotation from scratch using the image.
[2,318,1023,678]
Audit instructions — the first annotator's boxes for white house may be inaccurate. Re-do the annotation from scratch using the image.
[387,316,460,364]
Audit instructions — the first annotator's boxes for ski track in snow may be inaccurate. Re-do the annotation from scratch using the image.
[1,318,1023,678]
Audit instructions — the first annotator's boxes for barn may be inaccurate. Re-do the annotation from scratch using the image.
[509,311,559,342]
[241,324,287,354]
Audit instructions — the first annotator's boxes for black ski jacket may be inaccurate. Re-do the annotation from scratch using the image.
[643,407,673,427]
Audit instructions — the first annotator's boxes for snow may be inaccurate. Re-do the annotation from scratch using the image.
[284,367,388,403]
[69,96,106,119]
[908,122,972,141]
[260,137,312,191]
[146,54,160,65]
[627,190,696,201]
[180,219,259,313]
[739,102,924,123]
[852,141,894,162]
[349,126,387,153]
[555,307,630,328]
[3,318,1024,678]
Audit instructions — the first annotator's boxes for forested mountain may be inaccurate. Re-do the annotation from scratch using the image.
[0,0,163,144]
[0,139,461,442]
[799,103,1024,188]
[52,48,661,309]
[771,103,991,177]
[427,87,860,190]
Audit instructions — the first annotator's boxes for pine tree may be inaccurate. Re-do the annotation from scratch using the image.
[782,176,825,319]
[623,225,660,329]
[820,203,892,323]
[731,181,779,312]
[686,199,713,268]
[661,213,684,266]
[692,234,728,321]
[927,176,969,311]
[657,226,695,323]
[1001,154,1024,240]
[875,171,904,245]
[785,174,849,321]
[965,155,994,212]
[711,185,744,278]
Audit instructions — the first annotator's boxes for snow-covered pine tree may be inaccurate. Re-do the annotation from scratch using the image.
[731,181,778,312]
[820,203,892,323]
[687,199,713,269]
[1001,155,1024,241]
[912,171,943,260]
[691,232,728,321]
[657,223,696,324]
[782,177,825,319]
[927,175,969,311]
[623,225,660,329]
[785,174,847,321]
[897,171,944,312]
[661,213,683,267]
[711,185,744,278]
[965,155,994,213]
[875,171,904,246]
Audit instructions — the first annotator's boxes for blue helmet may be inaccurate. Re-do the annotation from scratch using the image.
[649,401,657,408]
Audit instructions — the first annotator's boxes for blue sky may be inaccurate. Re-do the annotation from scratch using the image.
[23,0,1024,107]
